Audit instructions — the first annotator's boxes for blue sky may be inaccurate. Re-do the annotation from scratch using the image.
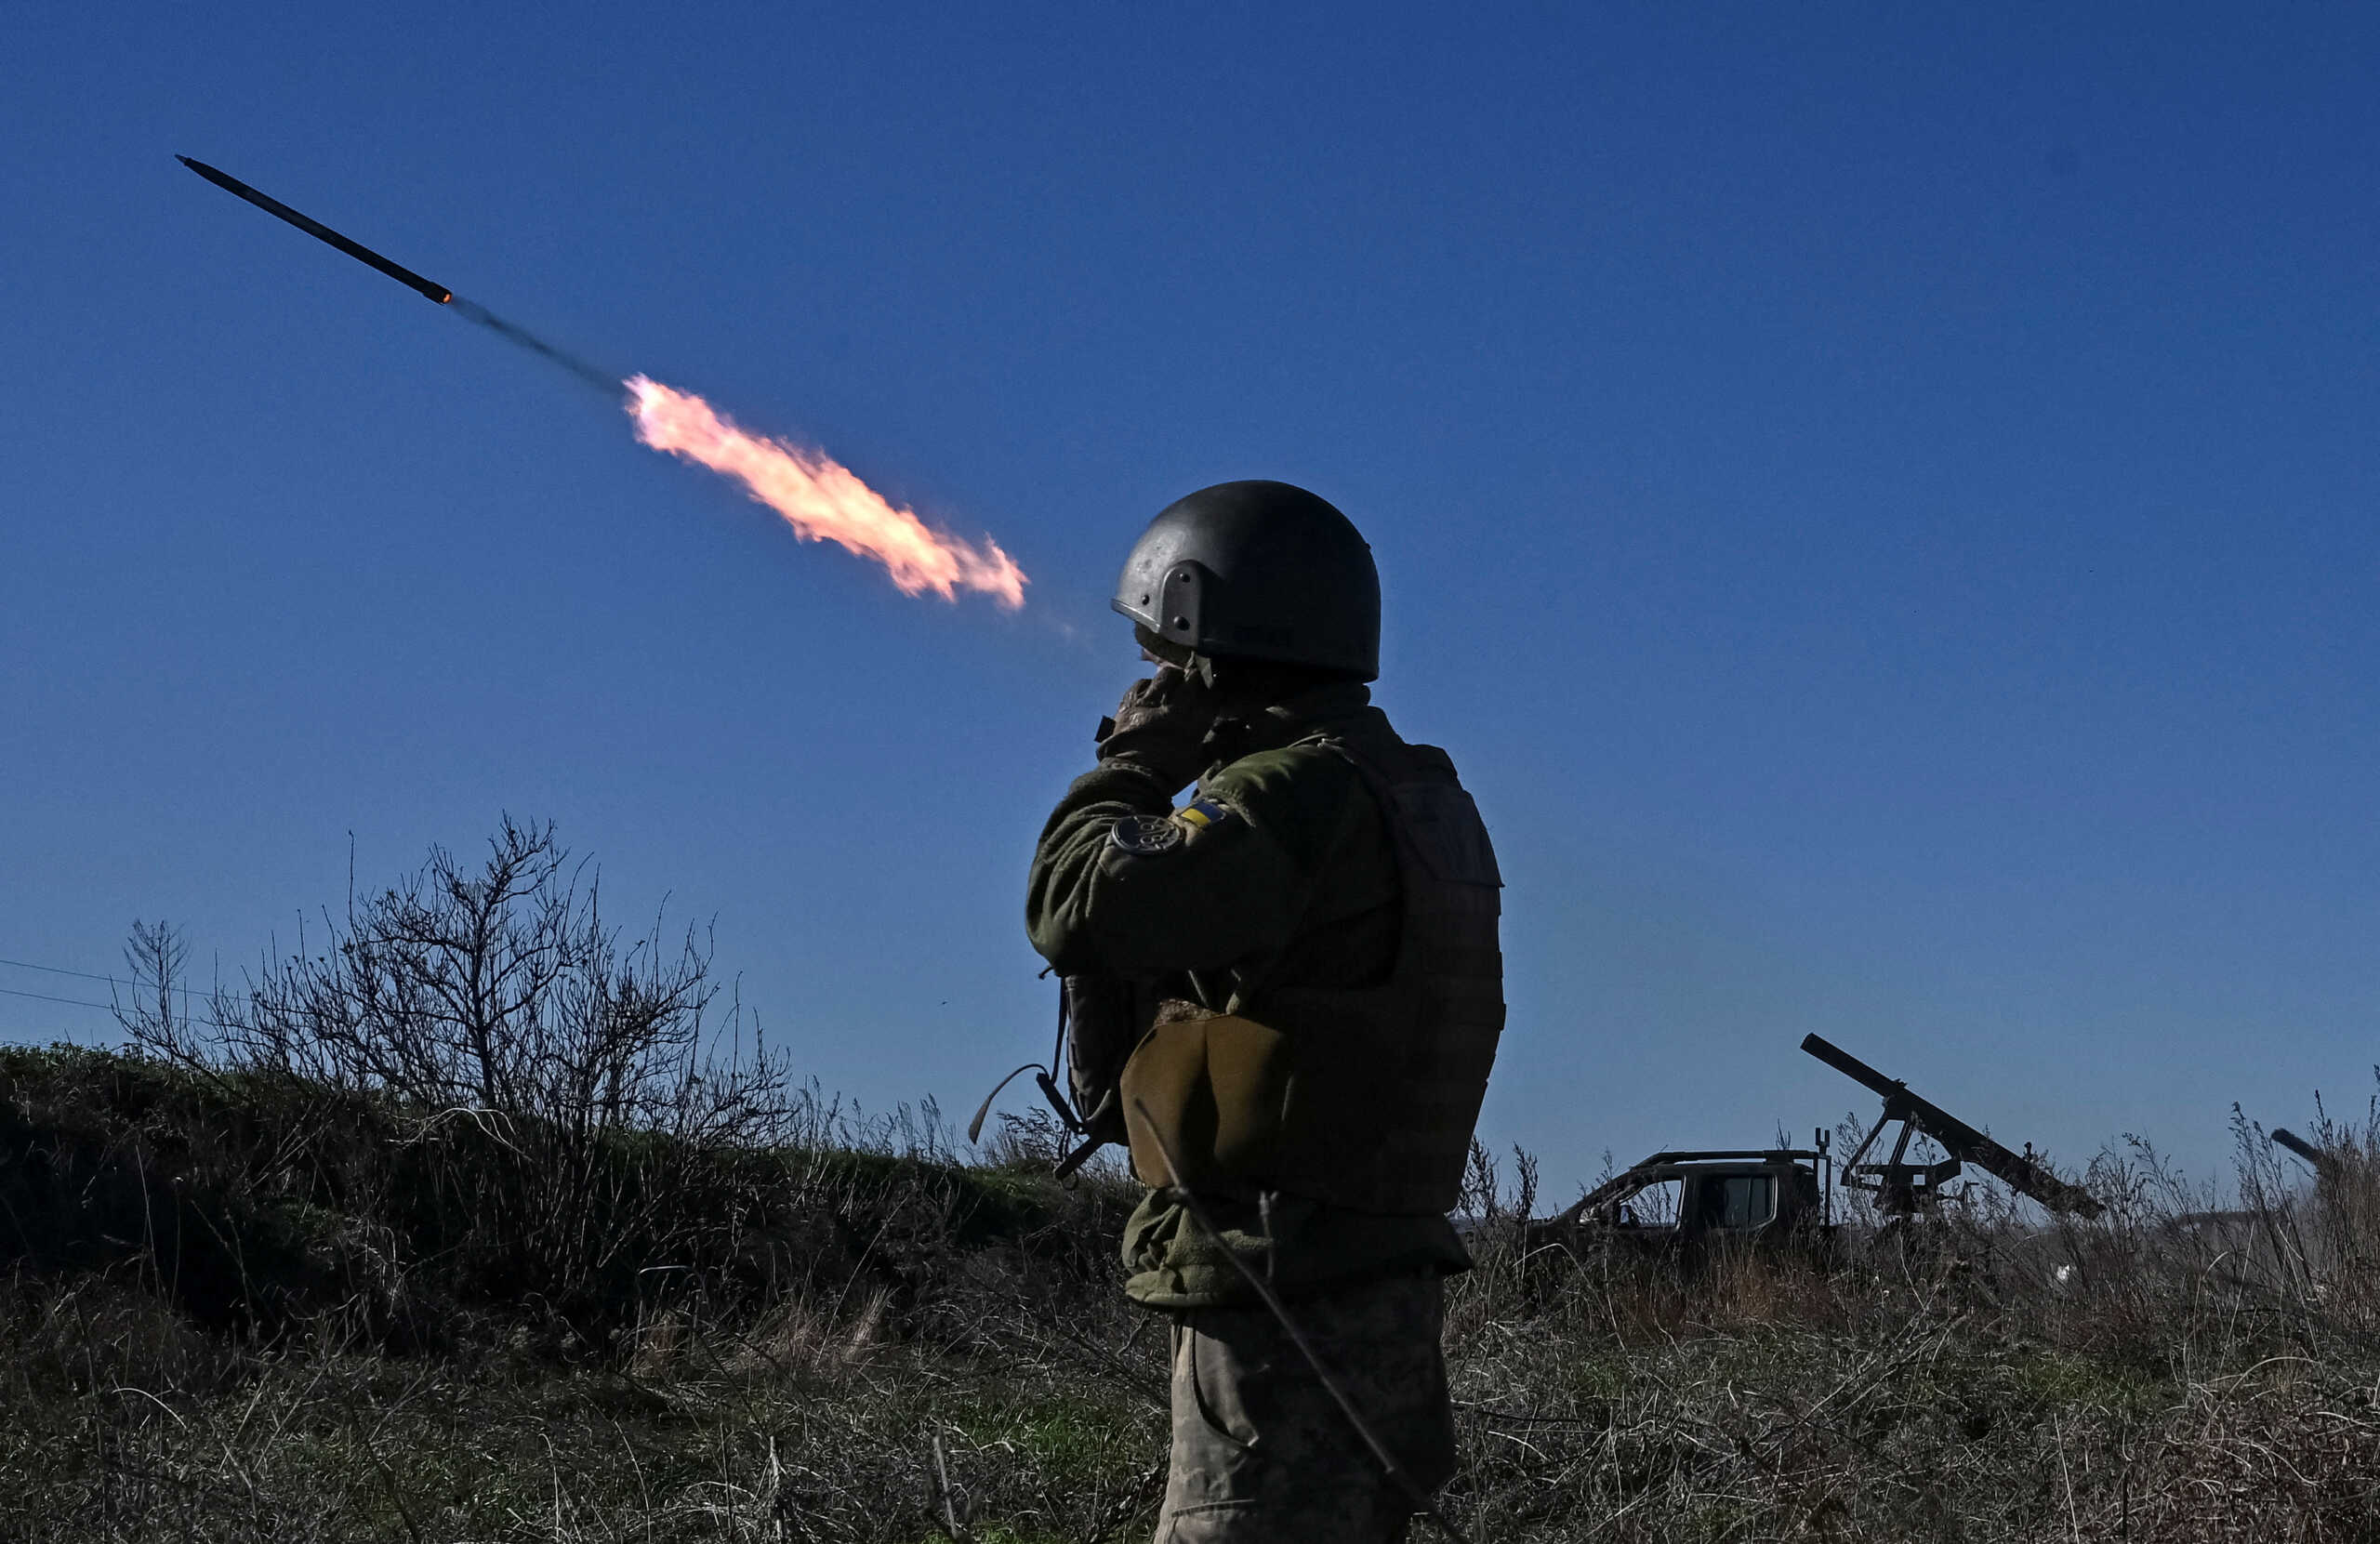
[4,4,2373,1194]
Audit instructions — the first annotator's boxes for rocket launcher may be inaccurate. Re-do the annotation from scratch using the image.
[2271,1128,2341,1181]
[1802,1033,2103,1218]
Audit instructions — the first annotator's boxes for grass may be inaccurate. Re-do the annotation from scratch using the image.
[1,1039,1169,1544]
[8,1046,2380,1541]
[8,826,2377,1540]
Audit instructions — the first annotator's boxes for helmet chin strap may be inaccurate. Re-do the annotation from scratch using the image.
[1134,626,1219,687]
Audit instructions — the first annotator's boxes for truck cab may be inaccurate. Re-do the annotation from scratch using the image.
[1533,1149,1830,1253]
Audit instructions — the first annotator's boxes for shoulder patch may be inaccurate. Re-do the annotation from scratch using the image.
[1109,814,1185,855]
[1107,798,1241,857]
[1177,797,1236,831]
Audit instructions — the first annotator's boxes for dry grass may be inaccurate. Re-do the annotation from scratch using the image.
[7,825,2378,1540]
[0,1076,1165,1544]
[9,1077,2380,1542]
[1435,1125,2380,1543]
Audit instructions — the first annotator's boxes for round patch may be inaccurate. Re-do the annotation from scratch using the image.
[1110,815,1185,855]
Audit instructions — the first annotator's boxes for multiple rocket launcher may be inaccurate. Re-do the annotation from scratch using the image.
[1802,1033,2104,1218]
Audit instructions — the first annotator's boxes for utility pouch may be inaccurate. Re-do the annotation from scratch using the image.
[1062,973,1142,1144]
[1119,1009,1291,1190]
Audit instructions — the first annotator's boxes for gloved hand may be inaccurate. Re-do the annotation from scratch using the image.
[1094,664,1219,793]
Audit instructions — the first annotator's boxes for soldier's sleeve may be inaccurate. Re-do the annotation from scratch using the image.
[1025,748,1359,978]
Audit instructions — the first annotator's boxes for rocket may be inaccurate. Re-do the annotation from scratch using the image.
[177,155,454,306]
[178,153,620,393]
[172,152,1028,606]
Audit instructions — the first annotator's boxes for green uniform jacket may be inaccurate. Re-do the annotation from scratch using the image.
[1025,681,1471,1308]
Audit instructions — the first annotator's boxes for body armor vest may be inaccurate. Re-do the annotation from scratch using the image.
[1119,723,1504,1215]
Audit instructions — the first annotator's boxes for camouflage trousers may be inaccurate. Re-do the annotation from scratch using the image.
[1154,1272,1456,1544]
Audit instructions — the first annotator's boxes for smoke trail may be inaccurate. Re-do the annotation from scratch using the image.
[627,376,1027,609]
[446,297,619,395]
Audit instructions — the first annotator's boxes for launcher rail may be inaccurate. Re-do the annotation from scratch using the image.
[1801,1033,2102,1218]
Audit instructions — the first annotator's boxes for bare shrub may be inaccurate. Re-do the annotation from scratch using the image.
[131,817,780,1134]
[113,818,801,1330]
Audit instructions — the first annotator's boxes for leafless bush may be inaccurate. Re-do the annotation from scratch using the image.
[111,819,808,1327]
[128,817,783,1137]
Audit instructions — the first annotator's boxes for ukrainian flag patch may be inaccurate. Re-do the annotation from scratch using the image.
[1177,797,1236,831]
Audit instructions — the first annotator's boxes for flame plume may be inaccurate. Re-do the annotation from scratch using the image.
[627,376,1026,610]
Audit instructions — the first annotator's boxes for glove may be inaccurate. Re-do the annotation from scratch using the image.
[1093,665,1219,793]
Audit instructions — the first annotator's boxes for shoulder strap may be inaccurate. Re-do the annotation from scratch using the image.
[1311,732,1503,891]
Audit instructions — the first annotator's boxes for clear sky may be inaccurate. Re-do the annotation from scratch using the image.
[5,4,2373,1196]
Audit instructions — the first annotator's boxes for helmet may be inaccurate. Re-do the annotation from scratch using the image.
[1110,481,1381,681]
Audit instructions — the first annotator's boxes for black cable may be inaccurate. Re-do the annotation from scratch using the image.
[0,955,212,998]
[0,983,116,1011]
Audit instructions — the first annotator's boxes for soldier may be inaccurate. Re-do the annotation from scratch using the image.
[1025,481,1504,1543]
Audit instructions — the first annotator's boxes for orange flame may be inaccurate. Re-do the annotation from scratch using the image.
[626,375,1026,610]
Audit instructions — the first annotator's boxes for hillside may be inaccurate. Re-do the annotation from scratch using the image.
[7,1041,2379,1543]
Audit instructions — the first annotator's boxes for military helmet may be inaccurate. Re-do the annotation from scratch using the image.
[1111,481,1381,681]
